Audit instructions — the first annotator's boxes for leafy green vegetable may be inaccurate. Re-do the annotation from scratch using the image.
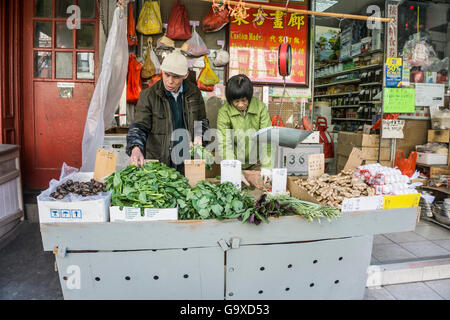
[190,145,215,170]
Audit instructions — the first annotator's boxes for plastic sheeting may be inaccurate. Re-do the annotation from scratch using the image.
[81,7,128,172]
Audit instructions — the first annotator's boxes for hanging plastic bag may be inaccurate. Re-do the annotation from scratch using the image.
[213,43,229,67]
[198,55,219,86]
[136,0,163,35]
[127,54,142,104]
[148,73,162,88]
[202,5,230,33]
[127,2,138,46]
[197,80,214,92]
[181,25,210,57]
[394,151,418,178]
[156,34,175,50]
[141,38,157,79]
[166,0,191,40]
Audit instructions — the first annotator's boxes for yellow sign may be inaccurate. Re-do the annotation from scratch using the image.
[383,193,421,210]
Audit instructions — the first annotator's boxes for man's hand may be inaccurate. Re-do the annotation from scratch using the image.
[190,136,203,149]
[130,146,144,167]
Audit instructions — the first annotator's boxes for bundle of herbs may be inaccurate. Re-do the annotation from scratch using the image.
[190,144,215,170]
[106,162,190,210]
[177,180,255,221]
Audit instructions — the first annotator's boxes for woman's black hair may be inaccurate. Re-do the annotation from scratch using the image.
[225,74,254,106]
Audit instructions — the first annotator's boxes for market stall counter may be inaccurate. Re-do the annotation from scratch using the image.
[40,206,419,300]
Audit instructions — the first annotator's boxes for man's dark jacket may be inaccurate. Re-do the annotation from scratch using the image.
[126,79,207,166]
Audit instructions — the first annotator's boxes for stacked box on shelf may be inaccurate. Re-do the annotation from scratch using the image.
[417,130,450,177]
[336,132,391,171]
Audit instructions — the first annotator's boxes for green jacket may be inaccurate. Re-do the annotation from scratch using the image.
[126,80,207,167]
[217,98,273,169]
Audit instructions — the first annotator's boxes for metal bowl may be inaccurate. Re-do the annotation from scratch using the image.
[251,127,313,149]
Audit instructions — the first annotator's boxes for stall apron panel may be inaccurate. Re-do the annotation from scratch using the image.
[225,236,373,300]
[55,247,224,300]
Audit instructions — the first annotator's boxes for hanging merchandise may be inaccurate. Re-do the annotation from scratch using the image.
[278,42,292,77]
[156,34,175,50]
[166,0,192,40]
[394,151,418,178]
[197,81,215,92]
[148,73,162,88]
[316,117,334,159]
[213,43,229,67]
[141,38,160,79]
[197,55,219,86]
[181,25,210,57]
[127,54,143,104]
[127,2,138,46]
[202,4,230,33]
[136,0,163,35]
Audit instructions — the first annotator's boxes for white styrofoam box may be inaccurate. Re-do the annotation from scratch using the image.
[103,134,130,171]
[37,172,111,223]
[417,152,448,165]
[0,178,20,220]
[110,206,178,222]
[300,131,320,144]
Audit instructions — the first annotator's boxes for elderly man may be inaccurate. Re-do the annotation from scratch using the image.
[126,51,207,174]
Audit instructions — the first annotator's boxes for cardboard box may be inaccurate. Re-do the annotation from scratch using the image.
[338,132,390,148]
[417,152,448,165]
[37,172,111,223]
[337,144,391,161]
[110,206,178,222]
[428,130,450,143]
[287,176,320,204]
[185,160,206,187]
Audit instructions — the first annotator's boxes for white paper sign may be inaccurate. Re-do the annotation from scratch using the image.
[221,160,242,189]
[341,196,385,213]
[272,168,287,194]
[415,83,445,107]
[382,119,405,139]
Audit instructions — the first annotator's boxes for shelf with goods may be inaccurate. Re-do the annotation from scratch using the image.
[314,64,383,81]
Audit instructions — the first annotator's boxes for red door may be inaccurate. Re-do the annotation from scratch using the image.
[23,0,99,189]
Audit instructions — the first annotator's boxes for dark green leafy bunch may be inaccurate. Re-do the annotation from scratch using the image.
[242,194,298,225]
[106,162,190,210]
[177,181,256,221]
[190,145,215,170]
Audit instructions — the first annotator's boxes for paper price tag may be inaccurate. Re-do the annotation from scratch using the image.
[94,148,118,181]
[415,83,445,107]
[382,119,405,139]
[221,160,242,189]
[383,193,421,209]
[308,154,325,178]
[343,148,364,172]
[341,196,385,212]
[272,168,287,194]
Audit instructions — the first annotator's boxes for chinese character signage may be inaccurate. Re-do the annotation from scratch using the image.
[229,1,309,86]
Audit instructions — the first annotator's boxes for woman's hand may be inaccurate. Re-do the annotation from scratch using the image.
[130,146,145,167]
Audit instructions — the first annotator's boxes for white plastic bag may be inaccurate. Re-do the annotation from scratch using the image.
[181,26,210,57]
[149,45,161,74]
[213,49,229,67]
[81,7,129,172]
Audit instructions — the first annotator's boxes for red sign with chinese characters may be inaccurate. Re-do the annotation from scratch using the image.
[228,1,309,86]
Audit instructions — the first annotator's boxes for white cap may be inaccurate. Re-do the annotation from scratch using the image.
[160,51,188,76]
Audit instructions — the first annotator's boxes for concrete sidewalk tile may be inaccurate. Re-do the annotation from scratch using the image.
[364,287,396,300]
[414,225,450,241]
[399,241,450,258]
[384,282,444,300]
[432,239,450,251]
[384,231,427,243]
[424,279,450,300]
[373,234,395,245]
[372,244,417,262]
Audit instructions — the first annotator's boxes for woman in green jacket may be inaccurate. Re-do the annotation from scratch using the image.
[217,74,274,183]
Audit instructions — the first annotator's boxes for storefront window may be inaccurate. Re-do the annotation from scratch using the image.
[34,22,52,48]
[34,52,52,78]
[78,0,96,19]
[56,22,73,49]
[77,52,95,79]
[77,23,95,49]
[56,52,73,79]
[35,0,52,18]
[56,0,74,18]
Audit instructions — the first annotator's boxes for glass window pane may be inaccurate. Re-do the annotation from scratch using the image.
[77,23,95,49]
[35,0,53,17]
[56,0,74,18]
[34,22,52,48]
[56,52,73,79]
[79,0,96,19]
[34,52,52,78]
[77,52,95,79]
[56,22,73,48]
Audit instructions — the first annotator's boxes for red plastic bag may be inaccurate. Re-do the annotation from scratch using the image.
[127,3,138,46]
[197,80,214,92]
[271,115,286,127]
[166,0,191,40]
[127,54,142,105]
[316,117,334,159]
[394,150,418,177]
[148,73,162,88]
[202,5,230,33]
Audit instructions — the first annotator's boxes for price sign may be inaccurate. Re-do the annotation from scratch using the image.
[221,160,242,189]
[94,148,118,180]
[343,148,364,172]
[415,83,445,107]
[384,88,415,113]
[383,194,421,209]
[382,119,405,139]
[308,154,325,178]
[341,196,385,213]
[272,168,287,194]
[281,146,323,175]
